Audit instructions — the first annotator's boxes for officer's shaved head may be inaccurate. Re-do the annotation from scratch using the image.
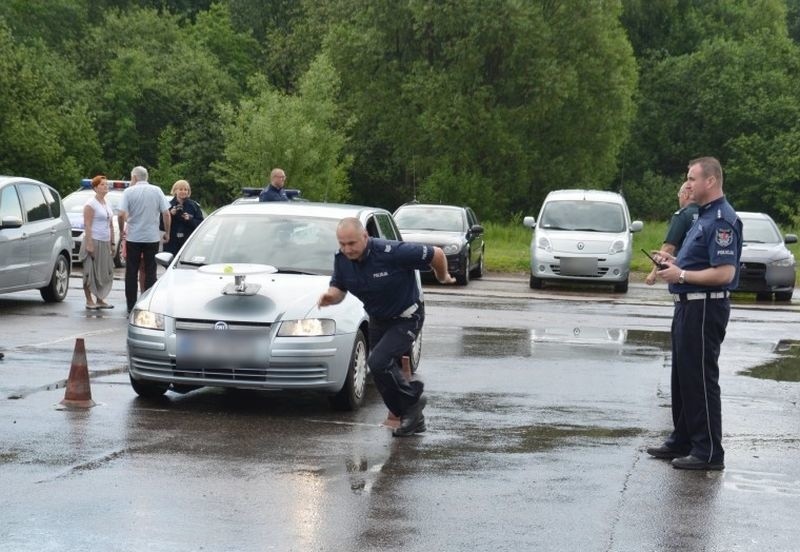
[337,217,369,260]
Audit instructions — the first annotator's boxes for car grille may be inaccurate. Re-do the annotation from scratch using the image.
[130,319,330,385]
[551,264,610,277]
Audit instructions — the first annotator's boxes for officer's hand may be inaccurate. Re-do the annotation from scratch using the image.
[644,271,657,286]
[437,273,457,285]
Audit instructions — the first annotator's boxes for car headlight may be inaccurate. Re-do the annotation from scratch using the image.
[537,236,552,252]
[608,239,626,254]
[442,243,461,255]
[130,309,165,330]
[770,256,795,267]
[278,319,336,337]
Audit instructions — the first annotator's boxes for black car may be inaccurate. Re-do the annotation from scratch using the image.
[393,203,485,285]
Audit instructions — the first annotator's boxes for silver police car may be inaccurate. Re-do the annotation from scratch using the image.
[127,201,421,410]
[736,211,796,302]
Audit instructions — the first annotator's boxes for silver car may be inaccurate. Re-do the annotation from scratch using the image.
[0,176,73,302]
[736,211,796,302]
[523,189,643,293]
[127,201,421,410]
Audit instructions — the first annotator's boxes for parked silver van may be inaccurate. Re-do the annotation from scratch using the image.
[0,176,73,302]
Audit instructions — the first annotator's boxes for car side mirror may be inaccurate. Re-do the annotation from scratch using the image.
[523,216,536,229]
[470,224,484,235]
[785,234,798,245]
[0,216,23,229]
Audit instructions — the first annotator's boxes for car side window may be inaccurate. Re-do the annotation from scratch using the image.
[0,185,24,221]
[467,208,479,226]
[375,213,400,240]
[365,217,380,238]
[18,184,50,222]
[42,187,61,218]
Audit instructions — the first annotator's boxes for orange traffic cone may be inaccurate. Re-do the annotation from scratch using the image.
[383,355,412,429]
[59,338,96,409]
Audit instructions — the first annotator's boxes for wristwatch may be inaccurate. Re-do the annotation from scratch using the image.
[678,270,686,284]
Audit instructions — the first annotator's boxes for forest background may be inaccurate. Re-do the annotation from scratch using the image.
[2,0,800,227]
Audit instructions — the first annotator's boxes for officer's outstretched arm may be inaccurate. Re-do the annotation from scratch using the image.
[431,247,456,284]
[318,286,347,308]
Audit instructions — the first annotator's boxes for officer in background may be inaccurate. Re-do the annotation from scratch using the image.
[644,182,699,285]
[647,156,742,471]
[317,217,456,436]
[258,168,289,202]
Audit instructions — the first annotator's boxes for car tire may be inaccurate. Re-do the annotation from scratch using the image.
[129,374,169,398]
[330,329,368,411]
[39,253,70,302]
[529,273,543,289]
[775,291,793,302]
[455,250,470,285]
[614,279,629,293]
[471,248,484,279]
[408,329,422,374]
[755,292,772,302]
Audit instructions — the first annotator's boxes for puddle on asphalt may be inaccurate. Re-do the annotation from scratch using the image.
[458,326,671,358]
[741,339,800,382]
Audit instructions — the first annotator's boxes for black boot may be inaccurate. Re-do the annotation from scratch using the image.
[393,396,427,437]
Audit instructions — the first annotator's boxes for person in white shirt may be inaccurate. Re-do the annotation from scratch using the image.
[80,175,115,310]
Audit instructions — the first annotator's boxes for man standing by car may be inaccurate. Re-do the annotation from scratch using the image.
[118,166,171,314]
[258,168,289,202]
[645,182,699,285]
[317,217,456,436]
[647,157,742,471]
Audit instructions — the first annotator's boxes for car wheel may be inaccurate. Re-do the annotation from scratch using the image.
[455,250,470,285]
[614,279,629,293]
[529,273,543,289]
[408,329,422,374]
[471,248,484,279]
[330,329,368,411]
[775,291,793,302]
[114,243,126,268]
[39,253,70,302]
[129,374,169,398]
[755,292,772,302]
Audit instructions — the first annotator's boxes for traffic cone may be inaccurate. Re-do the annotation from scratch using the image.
[383,355,412,429]
[59,338,96,409]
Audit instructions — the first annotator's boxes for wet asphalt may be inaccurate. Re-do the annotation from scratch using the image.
[1,272,799,551]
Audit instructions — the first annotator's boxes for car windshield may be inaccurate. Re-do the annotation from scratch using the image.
[177,213,339,275]
[539,200,626,233]
[395,207,464,232]
[742,218,782,244]
[62,191,124,214]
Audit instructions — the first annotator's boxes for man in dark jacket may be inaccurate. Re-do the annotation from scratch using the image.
[258,168,289,202]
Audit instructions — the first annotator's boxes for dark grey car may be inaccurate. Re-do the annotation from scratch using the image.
[393,203,485,285]
[0,176,73,302]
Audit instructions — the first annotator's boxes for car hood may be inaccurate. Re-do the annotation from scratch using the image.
[67,212,85,230]
[741,243,795,264]
[136,264,365,333]
[399,230,464,247]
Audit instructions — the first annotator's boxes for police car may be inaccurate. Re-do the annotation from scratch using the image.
[61,178,129,268]
[232,187,305,203]
[126,201,422,411]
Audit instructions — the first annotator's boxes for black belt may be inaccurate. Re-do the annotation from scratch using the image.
[672,291,730,302]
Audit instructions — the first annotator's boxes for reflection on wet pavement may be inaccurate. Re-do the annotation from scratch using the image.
[741,340,800,382]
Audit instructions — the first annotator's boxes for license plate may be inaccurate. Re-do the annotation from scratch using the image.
[176,330,266,367]
[560,257,597,276]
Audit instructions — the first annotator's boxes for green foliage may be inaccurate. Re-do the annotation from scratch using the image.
[0,20,101,195]
[214,53,352,202]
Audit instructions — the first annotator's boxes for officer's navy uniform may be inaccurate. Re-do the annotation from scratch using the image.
[664,196,742,465]
[330,238,431,416]
[164,197,204,255]
[259,184,289,202]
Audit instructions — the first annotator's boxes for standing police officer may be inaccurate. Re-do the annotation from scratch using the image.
[647,157,742,471]
[317,217,456,436]
[258,168,289,202]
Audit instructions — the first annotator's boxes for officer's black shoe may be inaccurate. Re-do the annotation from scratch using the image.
[671,455,725,471]
[393,396,427,437]
[646,445,688,460]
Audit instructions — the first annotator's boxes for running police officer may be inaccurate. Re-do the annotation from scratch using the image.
[317,217,456,436]
[647,157,742,471]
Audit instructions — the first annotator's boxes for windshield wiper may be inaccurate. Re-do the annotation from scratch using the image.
[274,268,319,275]
[179,260,206,267]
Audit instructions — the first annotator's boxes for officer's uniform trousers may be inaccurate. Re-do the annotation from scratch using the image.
[367,302,425,416]
[666,293,729,463]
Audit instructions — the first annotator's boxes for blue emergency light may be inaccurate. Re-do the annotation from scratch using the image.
[80,178,130,190]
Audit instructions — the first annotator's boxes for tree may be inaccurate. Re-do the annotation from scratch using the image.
[0,21,101,195]
[214,53,352,202]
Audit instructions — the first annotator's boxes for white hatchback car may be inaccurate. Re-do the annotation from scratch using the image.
[523,190,643,292]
